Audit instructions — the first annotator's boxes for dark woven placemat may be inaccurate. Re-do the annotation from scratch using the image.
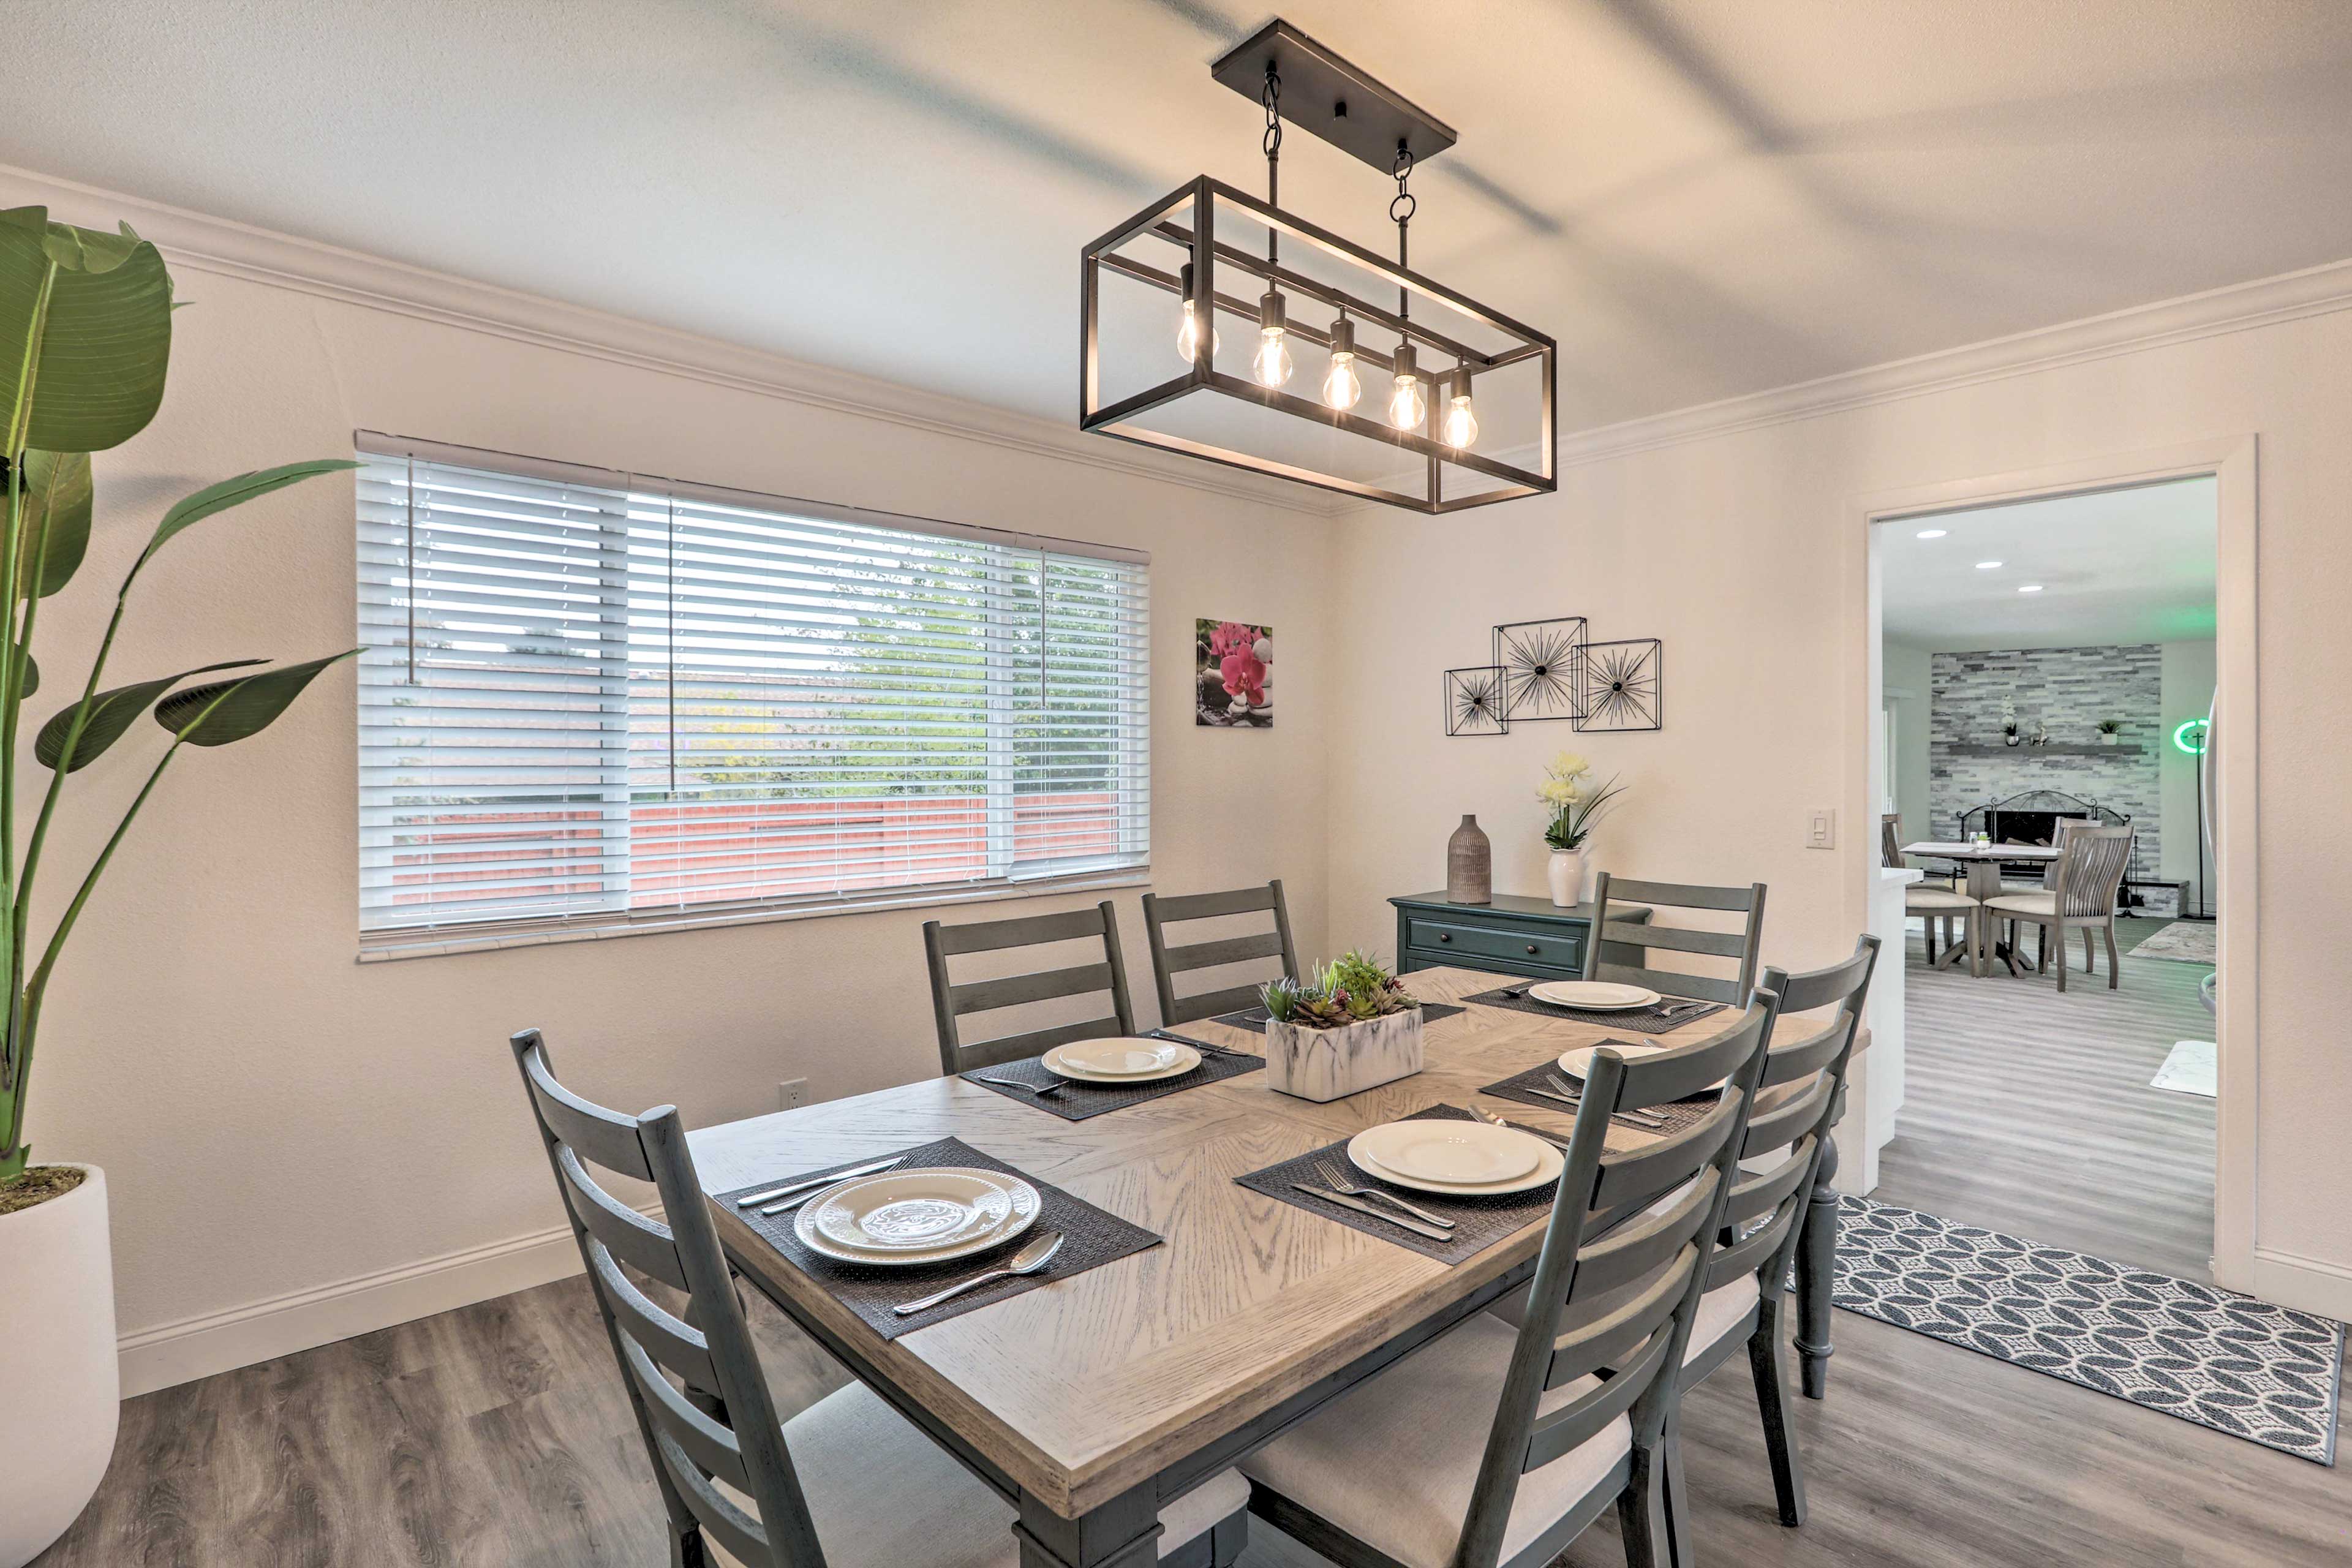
[1461,985,1726,1035]
[717,1137,1161,1340]
[960,1042,1263,1121]
[1479,1058,1721,1135]
[1206,1001,1466,1031]
[1234,1105,1558,1264]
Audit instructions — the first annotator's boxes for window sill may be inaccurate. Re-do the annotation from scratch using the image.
[355,869,1153,964]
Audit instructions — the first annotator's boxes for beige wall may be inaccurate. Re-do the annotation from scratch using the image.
[21,247,1333,1385]
[1324,306,2352,1316]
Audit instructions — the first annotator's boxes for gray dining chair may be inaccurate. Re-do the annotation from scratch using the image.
[1584,872,1768,1005]
[1238,999,1774,1568]
[1669,936,1879,1539]
[1140,880,1300,1027]
[922,900,1139,1074]
[505,1028,1249,1568]
[1982,824,2135,990]
[1887,818,1981,975]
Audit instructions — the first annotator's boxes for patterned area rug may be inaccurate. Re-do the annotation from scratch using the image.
[1833,1198,2343,1463]
[2128,919,2218,965]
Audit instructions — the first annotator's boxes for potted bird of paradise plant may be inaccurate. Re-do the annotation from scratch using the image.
[0,205,358,1567]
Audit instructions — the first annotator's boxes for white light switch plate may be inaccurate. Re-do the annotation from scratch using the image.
[1806,808,1837,850]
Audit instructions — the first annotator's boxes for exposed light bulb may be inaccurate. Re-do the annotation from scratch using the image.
[1175,300,1219,364]
[1388,373,1427,431]
[1321,355,1361,410]
[1319,315,1362,410]
[1252,328,1294,388]
[1441,370,1477,448]
[1173,263,1218,363]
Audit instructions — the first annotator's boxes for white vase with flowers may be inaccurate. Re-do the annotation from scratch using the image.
[1536,752,1626,908]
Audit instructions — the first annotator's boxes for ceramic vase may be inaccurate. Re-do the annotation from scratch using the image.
[0,1166,118,1568]
[1446,814,1491,905]
[1547,846,1589,908]
[1263,1009,1426,1102]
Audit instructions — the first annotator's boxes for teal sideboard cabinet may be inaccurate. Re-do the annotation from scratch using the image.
[1388,891,1651,982]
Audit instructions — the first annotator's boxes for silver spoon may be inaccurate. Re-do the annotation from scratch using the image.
[892,1232,1066,1316]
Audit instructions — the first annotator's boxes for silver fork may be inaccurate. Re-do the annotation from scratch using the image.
[1470,1103,1570,1149]
[1311,1158,1455,1229]
[1542,1072,1669,1130]
[973,1073,1070,1098]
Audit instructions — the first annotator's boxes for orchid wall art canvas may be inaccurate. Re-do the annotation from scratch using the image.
[1197,618,1272,728]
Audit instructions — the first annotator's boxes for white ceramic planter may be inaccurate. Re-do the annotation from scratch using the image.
[1264,1009,1425,1102]
[0,1164,118,1568]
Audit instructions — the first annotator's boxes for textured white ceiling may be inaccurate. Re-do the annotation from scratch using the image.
[1880,478,2217,652]
[7,2,2352,432]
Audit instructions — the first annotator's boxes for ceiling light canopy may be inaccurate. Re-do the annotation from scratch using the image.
[1915,527,1948,538]
[1079,20,1556,514]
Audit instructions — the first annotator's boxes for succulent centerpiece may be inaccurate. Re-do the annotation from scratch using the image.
[1259,951,1425,1102]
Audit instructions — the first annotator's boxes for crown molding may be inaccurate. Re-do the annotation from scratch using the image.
[1553,256,2352,469]
[0,163,1337,519]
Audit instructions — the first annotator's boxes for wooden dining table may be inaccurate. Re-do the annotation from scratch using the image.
[689,966,1852,1568]
[1904,840,2061,970]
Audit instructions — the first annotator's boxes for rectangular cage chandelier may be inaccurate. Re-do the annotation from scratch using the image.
[1080,20,1556,514]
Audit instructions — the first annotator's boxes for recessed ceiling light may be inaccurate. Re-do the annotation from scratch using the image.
[1975,560,2003,570]
[1915,528,1948,539]
[2018,584,2044,594]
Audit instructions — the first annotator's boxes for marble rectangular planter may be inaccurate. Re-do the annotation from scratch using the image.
[1263,1008,1425,1102]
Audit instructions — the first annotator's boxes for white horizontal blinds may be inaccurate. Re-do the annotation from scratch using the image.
[357,451,634,930]
[1015,548,1150,877]
[356,436,1150,935]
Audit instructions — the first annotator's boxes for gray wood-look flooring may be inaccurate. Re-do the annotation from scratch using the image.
[40,920,2351,1567]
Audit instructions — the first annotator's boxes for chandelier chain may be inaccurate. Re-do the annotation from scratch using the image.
[1262,65,1283,266]
[1392,143,1415,319]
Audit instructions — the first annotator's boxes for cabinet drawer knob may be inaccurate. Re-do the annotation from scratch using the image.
[1526,943,1540,954]
[1437,932,1452,943]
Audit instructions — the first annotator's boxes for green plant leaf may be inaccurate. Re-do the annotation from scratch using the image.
[153,650,357,746]
[36,660,264,771]
[134,459,360,579]
[15,644,36,698]
[0,208,173,452]
[17,448,92,597]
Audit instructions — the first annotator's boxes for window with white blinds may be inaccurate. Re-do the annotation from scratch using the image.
[355,435,1150,940]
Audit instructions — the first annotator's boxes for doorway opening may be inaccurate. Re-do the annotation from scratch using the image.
[1864,461,2243,1291]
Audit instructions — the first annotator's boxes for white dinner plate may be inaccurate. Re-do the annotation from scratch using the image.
[1043,1038,1201,1082]
[793,1169,1040,1266]
[1529,980,1661,1011]
[1352,1120,1541,1184]
[1346,1128,1565,1196]
[810,1169,1017,1254]
[1555,1039,1669,1080]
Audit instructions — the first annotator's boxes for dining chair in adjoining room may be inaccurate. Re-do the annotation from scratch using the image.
[1887,816,1981,975]
[1140,880,1300,1027]
[1585,872,1768,1005]
[922,900,1138,1075]
[1667,935,1879,1541]
[1981,823,2136,990]
[503,1029,1250,1568]
[1238,1000,1774,1568]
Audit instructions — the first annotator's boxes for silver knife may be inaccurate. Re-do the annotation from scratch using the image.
[1518,1084,1668,1130]
[1291,1183,1453,1242]
[736,1156,903,1210]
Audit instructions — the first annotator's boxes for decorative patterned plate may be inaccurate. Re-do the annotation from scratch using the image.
[794,1169,1040,1267]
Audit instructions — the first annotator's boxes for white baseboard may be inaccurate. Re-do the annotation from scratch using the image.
[2248,1246,2352,1324]
[116,1218,598,1398]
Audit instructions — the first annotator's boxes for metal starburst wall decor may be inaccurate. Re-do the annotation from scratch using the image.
[1444,665,1511,736]
[1441,619,1664,736]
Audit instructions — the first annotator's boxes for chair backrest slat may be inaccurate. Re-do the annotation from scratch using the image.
[1521,1316,1679,1476]
[587,1241,717,1389]
[507,1029,825,1568]
[923,901,1137,1072]
[1740,1075,1834,1159]
[1583,872,1768,1007]
[1142,879,1301,1027]
[558,1147,690,1291]
[1545,1244,1698,1389]
[1881,813,1904,870]
[622,1333,754,1493]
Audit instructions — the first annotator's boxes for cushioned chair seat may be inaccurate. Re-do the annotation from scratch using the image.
[1237,1314,1630,1568]
[1904,888,1979,912]
[1984,891,2056,916]
[786,1381,1246,1568]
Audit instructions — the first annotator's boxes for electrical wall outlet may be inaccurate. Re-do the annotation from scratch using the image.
[777,1077,809,1111]
[1806,808,1838,850]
